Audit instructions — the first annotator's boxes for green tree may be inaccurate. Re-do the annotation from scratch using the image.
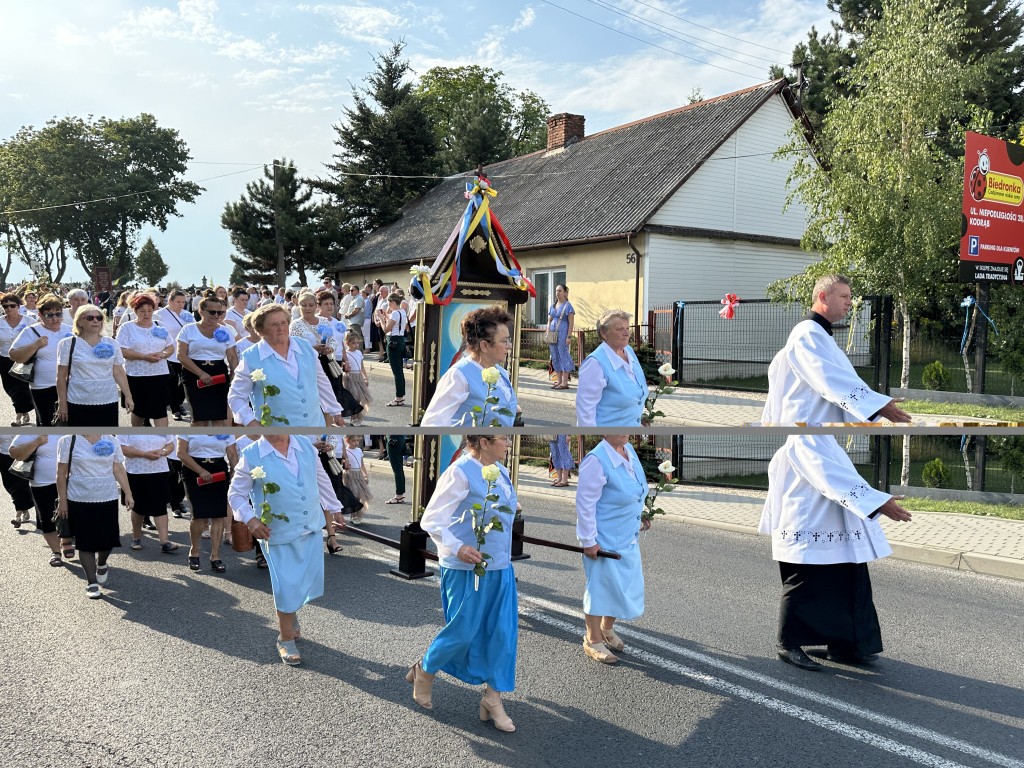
[222,159,340,287]
[135,237,168,286]
[319,42,439,236]
[771,0,979,483]
[0,114,201,283]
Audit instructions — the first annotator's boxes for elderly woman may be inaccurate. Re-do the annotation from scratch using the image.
[229,434,343,665]
[228,304,345,428]
[575,434,653,664]
[547,285,575,389]
[576,309,648,427]
[0,293,35,426]
[119,435,177,553]
[9,434,66,565]
[20,290,39,320]
[56,434,134,599]
[1,434,35,530]
[178,434,237,573]
[235,312,261,356]
[117,293,174,426]
[56,305,133,427]
[375,292,409,408]
[9,295,74,426]
[411,434,518,731]
[176,296,238,426]
[291,290,361,420]
[62,288,90,327]
[421,306,518,427]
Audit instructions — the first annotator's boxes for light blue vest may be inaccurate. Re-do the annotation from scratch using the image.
[590,443,647,551]
[587,345,647,426]
[241,337,321,427]
[242,437,324,546]
[452,356,517,427]
[441,455,517,571]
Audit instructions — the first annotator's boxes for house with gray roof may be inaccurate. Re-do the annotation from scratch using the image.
[333,78,819,330]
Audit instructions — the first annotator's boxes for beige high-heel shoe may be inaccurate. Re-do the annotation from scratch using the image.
[405,659,433,709]
[602,627,625,652]
[479,685,515,732]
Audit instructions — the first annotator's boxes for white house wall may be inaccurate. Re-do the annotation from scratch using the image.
[648,93,810,240]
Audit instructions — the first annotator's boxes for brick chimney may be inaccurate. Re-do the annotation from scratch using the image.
[546,113,585,151]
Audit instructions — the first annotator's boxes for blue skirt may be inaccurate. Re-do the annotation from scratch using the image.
[583,540,644,620]
[549,338,574,373]
[423,566,518,692]
[259,532,324,613]
[549,436,574,470]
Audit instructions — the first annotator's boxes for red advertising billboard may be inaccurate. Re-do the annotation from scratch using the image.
[960,131,1024,283]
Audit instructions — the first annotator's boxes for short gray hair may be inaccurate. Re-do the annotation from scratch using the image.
[66,288,88,301]
[596,309,632,339]
[811,274,850,303]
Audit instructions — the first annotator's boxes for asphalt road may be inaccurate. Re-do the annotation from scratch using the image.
[1,472,1021,768]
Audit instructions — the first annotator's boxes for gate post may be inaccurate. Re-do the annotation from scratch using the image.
[879,295,893,395]
[874,434,891,492]
[672,301,685,382]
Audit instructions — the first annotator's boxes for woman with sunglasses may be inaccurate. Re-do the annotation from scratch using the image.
[176,297,238,426]
[9,294,74,426]
[117,293,175,426]
[55,305,133,427]
[421,306,518,427]
[0,293,34,426]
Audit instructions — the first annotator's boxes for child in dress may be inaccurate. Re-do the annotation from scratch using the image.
[343,434,371,523]
[343,331,371,425]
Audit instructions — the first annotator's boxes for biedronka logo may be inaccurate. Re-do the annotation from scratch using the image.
[970,148,1024,206]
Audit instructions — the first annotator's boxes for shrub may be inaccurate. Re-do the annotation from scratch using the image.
[921,458,952,488]
[921,360,951,391]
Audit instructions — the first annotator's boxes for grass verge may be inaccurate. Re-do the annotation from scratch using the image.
[901,497,1024,520]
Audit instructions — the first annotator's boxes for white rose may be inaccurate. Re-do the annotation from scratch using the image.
[250,368,267,382]
[658,363,675,378]
[481,366,501,385]
[658,460,675,475]
[480,464,501,483]
[409,265,431,276]
[250,466,267,479]
[483,523,493,534]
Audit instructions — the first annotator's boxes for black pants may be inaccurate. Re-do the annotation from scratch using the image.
[387,336,406,398]
[0,453,34,511]
[0,356,34,413]
[777,561,883,656]
[167,361,186,413]
[386,435,406,496]
[31,386,58,427]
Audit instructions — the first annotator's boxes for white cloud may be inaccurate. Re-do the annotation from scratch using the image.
[298,4,406,44]
[104,0,220,50]
[512,7,536,33]
[54,23,93,47]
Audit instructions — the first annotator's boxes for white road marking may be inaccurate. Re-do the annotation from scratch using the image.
[352,546,1019,768]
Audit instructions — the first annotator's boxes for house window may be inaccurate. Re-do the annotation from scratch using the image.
[531,268,566,327]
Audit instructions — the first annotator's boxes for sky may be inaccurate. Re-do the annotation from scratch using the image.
[1,0,834,287]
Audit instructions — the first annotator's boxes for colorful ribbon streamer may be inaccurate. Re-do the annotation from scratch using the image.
[960,296,998,354]
[410,176,536,306]
[719,293,740,320]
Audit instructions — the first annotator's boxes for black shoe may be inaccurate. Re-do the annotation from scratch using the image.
[776,645,823,671]
[172,509,184,519]
[826,648,879,665]
[143,519,157,531]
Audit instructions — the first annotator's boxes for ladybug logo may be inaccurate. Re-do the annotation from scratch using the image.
[970,149,990,201]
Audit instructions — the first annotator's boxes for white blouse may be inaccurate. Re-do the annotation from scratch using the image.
[0,316,32,357]
[117,321,172,377]
[118,434,173,475]
[58,435,125,502]
[11,323,73,389]
[57,335,125,405]
[176,323,236,362]
[290,317,338,354]
[182,434,234,459]
[155,308,194,364]
[388,309,408,336]
[11,434,60,486]
[345,445,363,469]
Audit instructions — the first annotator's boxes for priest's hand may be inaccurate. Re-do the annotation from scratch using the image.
[876,398,912,423]
[876,496,912,522]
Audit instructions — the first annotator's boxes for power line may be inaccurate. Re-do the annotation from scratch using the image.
[627,0,793,56]
[579,0,780,69]
[540,0,768,81]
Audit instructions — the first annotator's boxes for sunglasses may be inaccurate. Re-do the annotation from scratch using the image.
[41,312,63,319]
[83,315,104,321]
[204,309,226,316]
[2,303,19,309]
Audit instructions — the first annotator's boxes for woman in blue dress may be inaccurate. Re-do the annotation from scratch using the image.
[575,309,648,427]
[548,434,574,486]
[410,434,519,732]
[547,284,575,389]
[575,435,653,663]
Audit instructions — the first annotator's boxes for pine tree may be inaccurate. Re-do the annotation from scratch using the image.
[319,42,439,235]
[135,237,166,285]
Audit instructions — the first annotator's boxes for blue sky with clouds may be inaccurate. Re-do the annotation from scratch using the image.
[1,0,831,287]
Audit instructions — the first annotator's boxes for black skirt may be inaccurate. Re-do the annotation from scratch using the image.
[31,483,58,534]
[126,471,170,517]
[0,355,34,413]
[183,360,229,422]
[777,561,883,656]
[127,374,171,420]
[31,386,58,427]
[182,457,229,519]
[68,498,121,552]
[320,356,364,418]
[319,452,361,514]
[68,401,119,427]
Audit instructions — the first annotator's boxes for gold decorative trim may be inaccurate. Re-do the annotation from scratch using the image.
[460,289,493,297]
[429,341,437,384]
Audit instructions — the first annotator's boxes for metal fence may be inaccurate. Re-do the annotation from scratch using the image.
[670,297,893,394]
[519,434,671,478]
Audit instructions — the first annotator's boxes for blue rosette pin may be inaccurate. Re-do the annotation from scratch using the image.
[92,439,116,457]
[213,328,231,343]
[152,326,169,339]
[93,341,115,359]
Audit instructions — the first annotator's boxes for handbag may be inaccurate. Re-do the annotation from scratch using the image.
[52,434,76,539]
[324,357,345,379]
[10,327,41,382]
[52,337,76,427]
[231,519,254,552]
[325,455,344,476]
[9,455,35,480]
[543,302,568,344]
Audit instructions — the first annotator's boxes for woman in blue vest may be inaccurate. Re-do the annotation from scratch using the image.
[575,435,653,664]
[227,304,346,428]
[421,306,518,427]
[576,309,648,427]
[410,434,519,732]
[229,434,343,666]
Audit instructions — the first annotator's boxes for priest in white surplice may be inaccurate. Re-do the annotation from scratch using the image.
[761,274,912,671]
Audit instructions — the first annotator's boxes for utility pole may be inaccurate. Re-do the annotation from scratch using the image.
[273,159,285,289]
